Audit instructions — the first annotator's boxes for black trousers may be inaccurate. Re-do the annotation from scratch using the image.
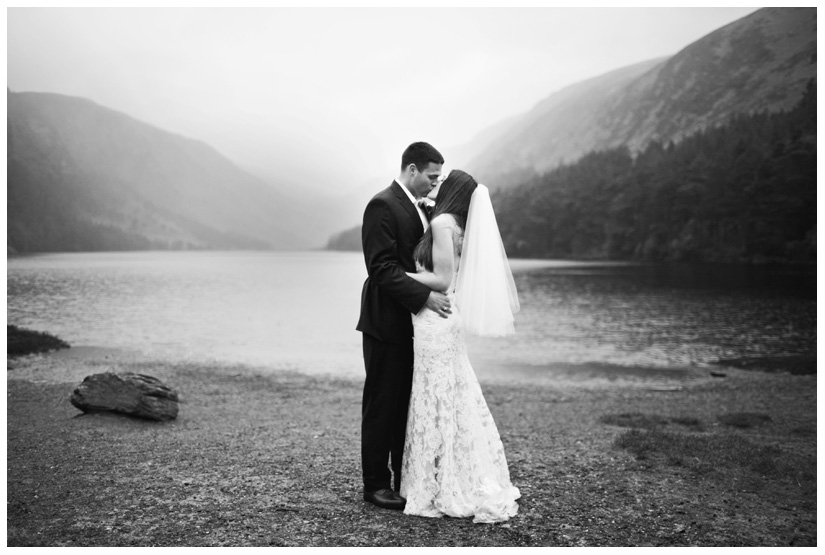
[361,333,414,492]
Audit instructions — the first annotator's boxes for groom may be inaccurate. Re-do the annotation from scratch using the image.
[356,142,452,510]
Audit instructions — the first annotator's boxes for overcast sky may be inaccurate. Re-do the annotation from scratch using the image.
[7,6,760,194]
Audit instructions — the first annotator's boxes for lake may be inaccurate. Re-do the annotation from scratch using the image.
[7,251,816,382]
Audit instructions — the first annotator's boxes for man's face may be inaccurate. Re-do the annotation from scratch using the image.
[409,162,442,198]
[427,173,447,201]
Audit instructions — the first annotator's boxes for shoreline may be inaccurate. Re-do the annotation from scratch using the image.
[9,342,788,388]
[7,349,816,546]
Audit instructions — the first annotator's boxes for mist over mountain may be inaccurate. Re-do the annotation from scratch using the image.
[328,7,816,263]
[460,7,816,188]
[7,90,316,252]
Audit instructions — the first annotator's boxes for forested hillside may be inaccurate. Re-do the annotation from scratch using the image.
[494,81,816,263]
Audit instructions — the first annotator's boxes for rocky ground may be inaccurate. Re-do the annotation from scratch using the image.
[6,349,817,547]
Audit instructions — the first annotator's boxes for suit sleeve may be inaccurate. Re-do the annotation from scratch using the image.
[362,198,431,314]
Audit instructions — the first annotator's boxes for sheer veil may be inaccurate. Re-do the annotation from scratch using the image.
[454,184,520,337]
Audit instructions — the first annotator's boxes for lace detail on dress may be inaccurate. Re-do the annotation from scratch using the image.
[401,222,519,524]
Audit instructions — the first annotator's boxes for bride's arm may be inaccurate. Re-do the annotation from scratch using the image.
[406,216,456,291]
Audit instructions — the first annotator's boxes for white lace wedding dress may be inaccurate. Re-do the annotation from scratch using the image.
[400,225,520,524]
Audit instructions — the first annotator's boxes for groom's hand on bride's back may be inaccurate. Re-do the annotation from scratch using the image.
[425,291,452,318]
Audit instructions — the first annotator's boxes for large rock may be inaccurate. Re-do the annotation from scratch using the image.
[70,372,179,421]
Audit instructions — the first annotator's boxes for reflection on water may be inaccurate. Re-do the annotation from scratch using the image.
[469,262,815,372]
[7,252,815,378]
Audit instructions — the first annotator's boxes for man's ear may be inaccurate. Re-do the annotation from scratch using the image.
[405,164,418,175]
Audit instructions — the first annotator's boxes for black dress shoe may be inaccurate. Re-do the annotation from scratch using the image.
[364,488,406,510]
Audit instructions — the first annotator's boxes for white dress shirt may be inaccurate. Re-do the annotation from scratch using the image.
[395,179,429,231]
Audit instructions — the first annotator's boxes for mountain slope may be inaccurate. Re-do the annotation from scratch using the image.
[8,91,306,252]
[463,7,816,186]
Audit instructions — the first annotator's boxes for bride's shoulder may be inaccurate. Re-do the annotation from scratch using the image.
[430,213,458,229]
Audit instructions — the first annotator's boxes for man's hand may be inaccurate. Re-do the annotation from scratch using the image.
[424,291,452,319]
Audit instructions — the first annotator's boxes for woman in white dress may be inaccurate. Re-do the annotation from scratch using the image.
[400,169,521,524]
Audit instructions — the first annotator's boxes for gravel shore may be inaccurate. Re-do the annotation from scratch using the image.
[7,348,816,547]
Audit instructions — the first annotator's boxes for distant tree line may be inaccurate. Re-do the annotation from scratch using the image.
[7,147,269,253]
[326,225,362,252]
[6,137,151,252]
[493,80,816,263]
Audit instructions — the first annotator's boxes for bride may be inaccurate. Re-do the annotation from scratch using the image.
[400,169,521,524]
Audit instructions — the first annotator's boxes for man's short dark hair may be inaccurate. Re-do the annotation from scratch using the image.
[401,142,444,171]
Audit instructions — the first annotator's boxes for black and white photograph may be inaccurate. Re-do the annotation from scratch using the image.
[6,4,817,548]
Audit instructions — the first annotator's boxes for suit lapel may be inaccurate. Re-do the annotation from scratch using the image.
[391,181,424,236]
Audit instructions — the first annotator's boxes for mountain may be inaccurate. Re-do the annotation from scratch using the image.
[8,90,308,252]
[461,7,816,187]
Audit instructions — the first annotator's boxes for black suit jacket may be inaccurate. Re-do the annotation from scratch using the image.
[356,181,431,343]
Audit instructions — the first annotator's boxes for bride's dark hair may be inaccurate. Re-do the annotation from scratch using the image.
[413,169,478,272]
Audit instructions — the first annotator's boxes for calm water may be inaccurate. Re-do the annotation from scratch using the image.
[7,251,816,380]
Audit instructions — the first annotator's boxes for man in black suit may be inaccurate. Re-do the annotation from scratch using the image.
[356,142,452,510]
